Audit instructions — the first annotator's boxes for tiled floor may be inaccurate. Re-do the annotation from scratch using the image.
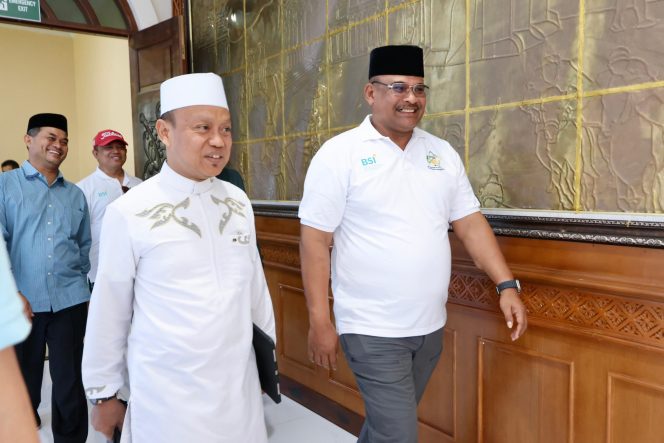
[37,363,356,443]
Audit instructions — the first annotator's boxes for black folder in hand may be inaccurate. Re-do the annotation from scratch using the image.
[252,324,281,404]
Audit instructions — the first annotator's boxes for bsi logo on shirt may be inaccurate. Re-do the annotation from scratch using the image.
[360,154,377,166]
[97,191,108,198]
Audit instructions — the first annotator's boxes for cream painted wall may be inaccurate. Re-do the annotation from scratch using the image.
[0,23,134,182]
[0,24,78,179]
[71,33,135,181]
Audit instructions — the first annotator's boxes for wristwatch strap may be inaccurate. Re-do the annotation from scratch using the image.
[89,394,116,406]
[496,279,521,295]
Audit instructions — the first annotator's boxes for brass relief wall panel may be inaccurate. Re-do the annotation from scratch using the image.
[189,0,664,240]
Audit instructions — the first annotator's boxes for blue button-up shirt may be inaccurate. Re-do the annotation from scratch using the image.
[0,161,91,312]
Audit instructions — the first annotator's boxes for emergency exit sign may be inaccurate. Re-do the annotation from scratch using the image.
[0,0,41,22]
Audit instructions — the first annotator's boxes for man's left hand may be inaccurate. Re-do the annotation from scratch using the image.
[498,290,527,341]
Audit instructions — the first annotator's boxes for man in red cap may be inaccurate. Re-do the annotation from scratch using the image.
[77,129,142,288]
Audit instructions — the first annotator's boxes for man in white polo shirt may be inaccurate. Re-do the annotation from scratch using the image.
[299,45,527,443]
[77,129,142,287]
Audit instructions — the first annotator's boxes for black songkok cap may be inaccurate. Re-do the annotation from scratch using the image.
[368,45,424,79]
[27,113,68,133]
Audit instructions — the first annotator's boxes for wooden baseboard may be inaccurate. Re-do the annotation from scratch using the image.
[280,375,362,437]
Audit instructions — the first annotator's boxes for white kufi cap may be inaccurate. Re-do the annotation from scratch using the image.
[160,73,228,115]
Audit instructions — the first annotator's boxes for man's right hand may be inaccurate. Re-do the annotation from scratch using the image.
[17,292,33,322]
[308,320,339,371]
[91,398,126,439]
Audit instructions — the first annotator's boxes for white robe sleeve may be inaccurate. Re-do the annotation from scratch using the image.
[82,204,136,399]
[248,206,276,343]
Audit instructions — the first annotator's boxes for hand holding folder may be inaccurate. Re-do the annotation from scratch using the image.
[253,324,281,404]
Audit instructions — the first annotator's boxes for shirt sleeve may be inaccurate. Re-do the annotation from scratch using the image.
[298,142,350,232]
[82,204,136,399]
[76,192,92,276]
[0,238,30,350]
[248,204,276,342]
[448,149,481,222]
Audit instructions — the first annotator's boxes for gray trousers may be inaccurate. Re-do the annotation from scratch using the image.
[340,327,444,443]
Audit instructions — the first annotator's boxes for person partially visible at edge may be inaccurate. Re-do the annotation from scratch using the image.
[0,112,92,443]
[77,129,142,287]
[217,165,245,191]
[298,45,528,443]
[1,159,20,172]
[82,73,276,442]
[0,236,37,443]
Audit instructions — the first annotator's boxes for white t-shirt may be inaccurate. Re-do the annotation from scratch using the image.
[299,115,480,337]
[77,168,142,282]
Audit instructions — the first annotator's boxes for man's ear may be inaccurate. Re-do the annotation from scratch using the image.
[23,134,32,148]
[92,148,99,159]
[156,119,171,147]
[364,82,375,106]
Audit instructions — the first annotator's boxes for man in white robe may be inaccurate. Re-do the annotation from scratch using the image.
[82,73,276,443]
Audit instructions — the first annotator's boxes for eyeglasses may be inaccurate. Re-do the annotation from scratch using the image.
[371,81,429,97]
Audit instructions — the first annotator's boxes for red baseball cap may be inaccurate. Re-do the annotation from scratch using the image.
[93,129,128,147]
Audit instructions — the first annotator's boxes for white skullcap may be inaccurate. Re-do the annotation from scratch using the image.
[160,73,228,115]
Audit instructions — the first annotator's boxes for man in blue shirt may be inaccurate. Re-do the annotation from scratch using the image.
[0,113,91,443]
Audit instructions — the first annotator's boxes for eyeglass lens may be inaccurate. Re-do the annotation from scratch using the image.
[372,81,428,97]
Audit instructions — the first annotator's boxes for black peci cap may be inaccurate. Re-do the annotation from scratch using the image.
[368,45,424,79]
[27,113,68,133]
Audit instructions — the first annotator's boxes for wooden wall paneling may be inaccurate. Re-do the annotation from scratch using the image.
[276,284,315,373]
[417,328,457,442]
[255,215,664,442]
[477,339,573,443]
[258,223,365,413]
[607,373,664,443]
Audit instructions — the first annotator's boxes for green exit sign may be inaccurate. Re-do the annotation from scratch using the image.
[0,0,41,22]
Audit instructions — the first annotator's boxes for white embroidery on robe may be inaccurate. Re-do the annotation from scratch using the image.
[136,198,202,237]
[135,195,247,238]
[211,195,246,235]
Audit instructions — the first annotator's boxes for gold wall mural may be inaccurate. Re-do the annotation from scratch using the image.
[188,0,664,217]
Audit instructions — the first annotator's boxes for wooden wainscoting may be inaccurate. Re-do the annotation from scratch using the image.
[256,216,664,443]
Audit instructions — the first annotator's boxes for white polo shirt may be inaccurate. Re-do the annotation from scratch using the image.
[299,115,480,337]
[77,168,142,282]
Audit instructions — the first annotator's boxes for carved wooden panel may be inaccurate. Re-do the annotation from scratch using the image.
[449,271,664,349]
[260,233,301,271]
[478,339,573,443]
[607,373,664,443]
